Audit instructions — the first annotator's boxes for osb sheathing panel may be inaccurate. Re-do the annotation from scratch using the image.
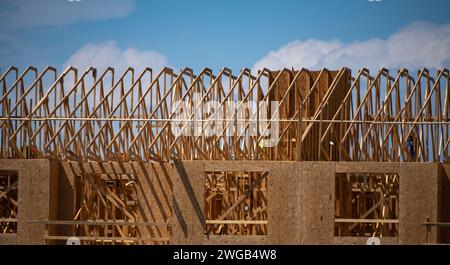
[59,161,174,244]
[48,160,60,244]
[203,235,267,245]
[335,162,400,173]
[439,164,450,243]
[399,163,439,244]
[299,162,335,244]
[204,161,271,172]
[0,159,54,244]
[267,162,300,244]
[171,161,205,244]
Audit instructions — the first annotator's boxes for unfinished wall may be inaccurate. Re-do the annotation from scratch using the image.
[297,162,402,244]
[171,160,205,244]
[0,159,445,245]
[171,161,300,245]
[299,162,335,244]
[439,164,450,243]
[58,161,173,244]
[172,161,442,245]
[399,163,440,244]
[0,159,58,244]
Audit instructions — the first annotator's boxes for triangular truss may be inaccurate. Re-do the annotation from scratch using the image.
[0,66,448,162]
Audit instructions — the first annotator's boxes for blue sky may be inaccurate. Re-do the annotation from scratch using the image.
[1,0,450,72]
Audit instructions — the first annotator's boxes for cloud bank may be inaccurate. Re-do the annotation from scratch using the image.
[253,22,450,71]
[0,0,135,28]
[64,41,168,72]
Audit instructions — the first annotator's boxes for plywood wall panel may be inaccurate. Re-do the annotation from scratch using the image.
[171,161,205,244]
[399,163,439,244]
[299,162,335,244]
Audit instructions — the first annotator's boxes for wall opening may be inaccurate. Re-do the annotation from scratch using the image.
[334,173,399,237]
[72,173,139,244]
[204,171,268,235]
[0,170,18,234]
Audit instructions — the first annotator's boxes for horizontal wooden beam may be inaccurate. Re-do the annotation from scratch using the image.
[205,220,268,225]
[44,235,170,242]
[335,218,399,224]
[0,218,18,223]
[421,222,450,227]
[29,219,170,227]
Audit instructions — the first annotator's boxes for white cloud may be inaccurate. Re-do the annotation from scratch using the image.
[253,22,450,71]
[64,41,168,73]
[0,0,135,28]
